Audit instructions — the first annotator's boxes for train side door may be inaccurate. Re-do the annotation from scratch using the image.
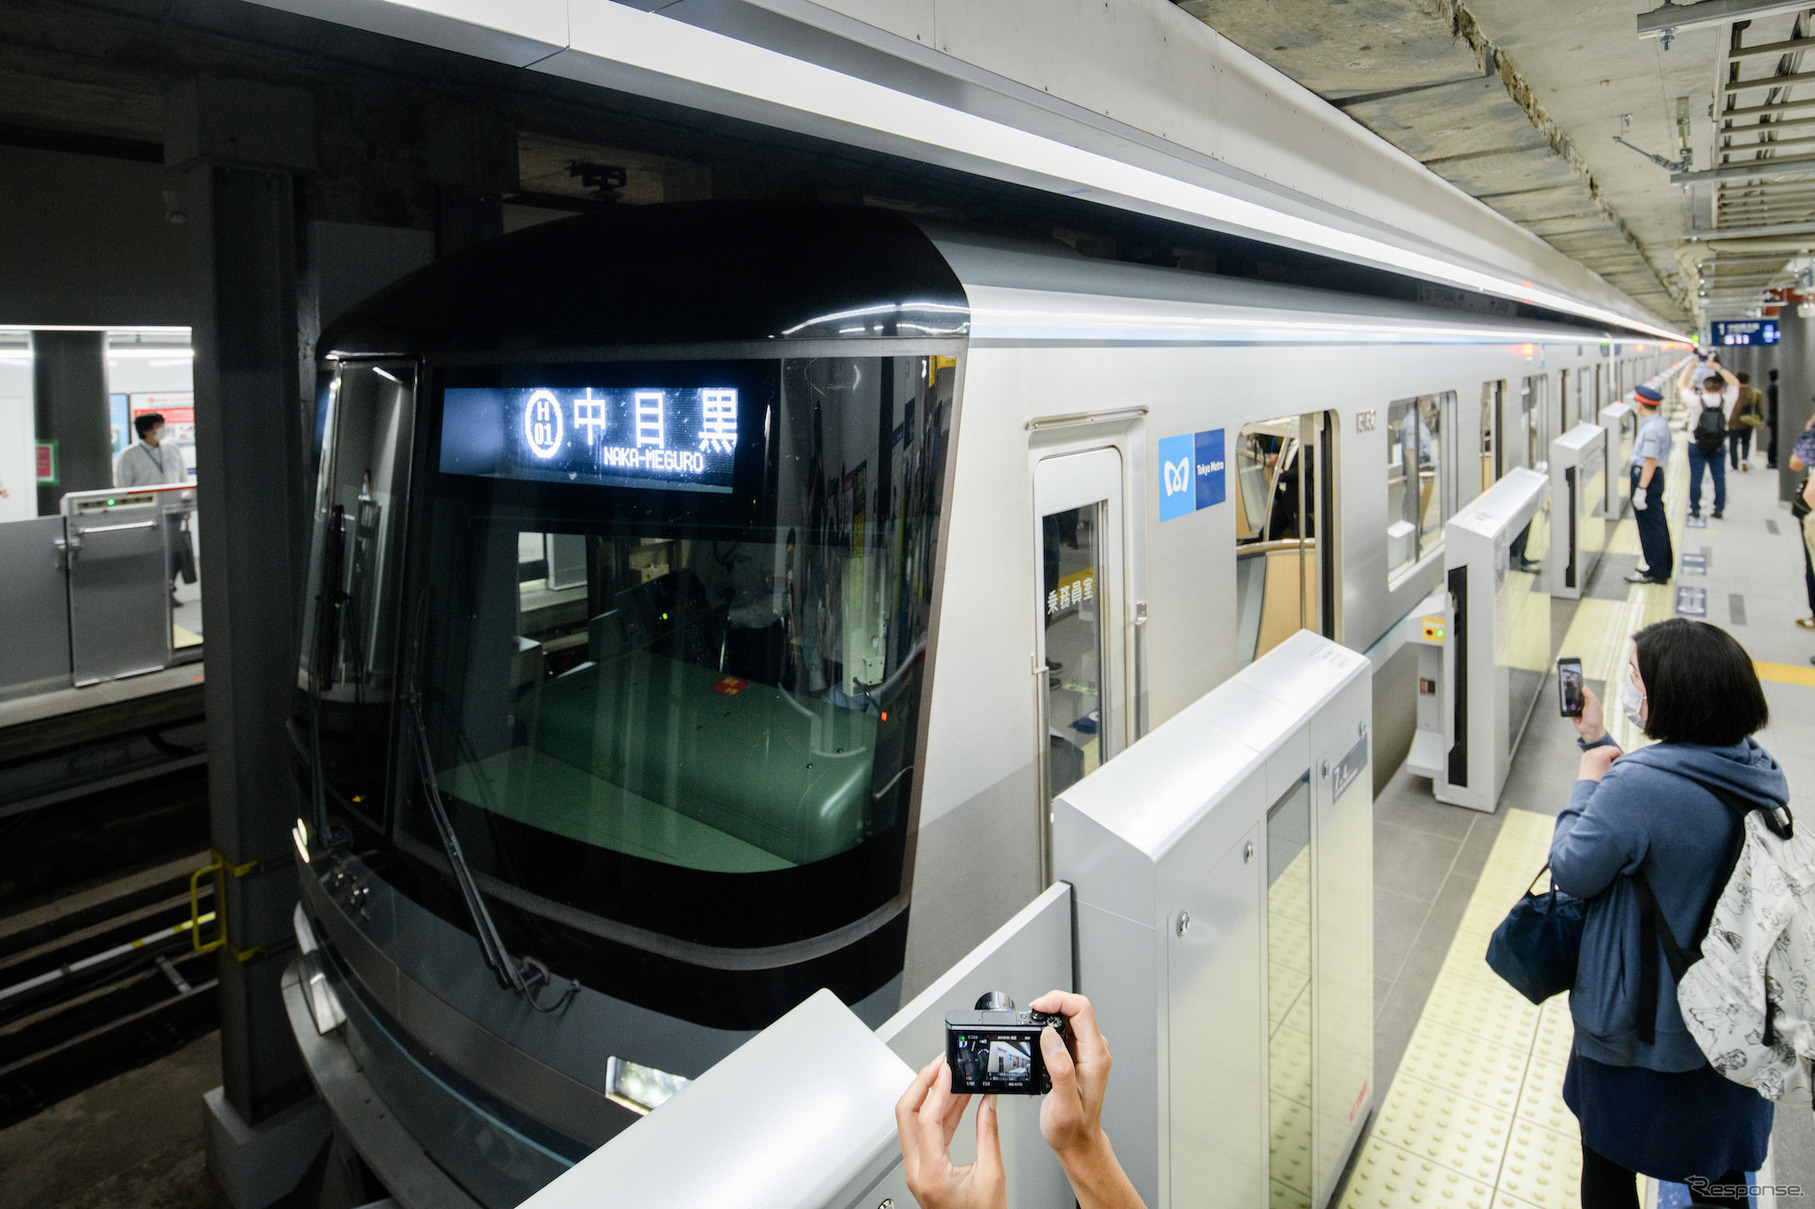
[1032,447,1128,880]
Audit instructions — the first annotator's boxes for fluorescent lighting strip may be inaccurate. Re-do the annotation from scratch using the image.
[521,2,1692,344]
[964,286,1692,345]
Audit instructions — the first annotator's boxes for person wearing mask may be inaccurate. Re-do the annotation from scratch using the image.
[896,991,1146,1209]
[1792,414,1815,645]
[1676,356,1736,519]
[114,412,189,605]
[1726,371,1763,472]
[1625,385,1672,585]
[1554,619,1785,1209]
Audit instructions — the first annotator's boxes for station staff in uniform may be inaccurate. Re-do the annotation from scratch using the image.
[1625,385,1672,585]
[114,412,189,605]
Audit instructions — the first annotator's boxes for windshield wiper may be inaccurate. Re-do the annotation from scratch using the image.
[402,688,522,992]
[402,604,577,1013]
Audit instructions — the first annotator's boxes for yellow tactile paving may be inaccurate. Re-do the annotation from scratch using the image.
[1370,1074,1513,1186]
[1496,1119,1581,1209]
[1419,977,1539,1052]
[1342,1140,1498,1208]
[1396,1019,1531,1115]
[1342,811,1570,1209]
[1514,1058,1573,1136]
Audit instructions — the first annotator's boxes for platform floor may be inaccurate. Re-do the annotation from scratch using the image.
[4,433,1813,1209]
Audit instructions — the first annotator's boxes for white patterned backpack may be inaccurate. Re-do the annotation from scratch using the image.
[1668,790,1815,1104]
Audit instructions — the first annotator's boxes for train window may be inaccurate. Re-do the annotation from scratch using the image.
[397,353,955,990]
[296,359,418,830]
[1479,380,1506,491]
[1235,411,1336,664]
[1517,375,1546,473]
[1384,393,1450,578]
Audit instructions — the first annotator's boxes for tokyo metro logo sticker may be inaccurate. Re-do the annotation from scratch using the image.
[1158,429,1225,521]
[1157,434,1195,522]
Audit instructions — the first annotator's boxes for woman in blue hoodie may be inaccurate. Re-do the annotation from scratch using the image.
[1552,618,1787,1209]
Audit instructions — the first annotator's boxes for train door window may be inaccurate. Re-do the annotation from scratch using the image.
[1480,380,1506,490]
[1235,412,1336,665]
[1574,368,1589,428]
[1595,364,1608,413]
[1034,448,1126,855]
[1520,375,1547,472]
[1384,394,1450,579]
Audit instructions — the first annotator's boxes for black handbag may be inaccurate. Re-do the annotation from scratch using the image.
[1486,864,1587,1005]
[175,520,198,585]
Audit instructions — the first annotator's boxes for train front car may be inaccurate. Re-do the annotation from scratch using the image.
[290,203,967,1206]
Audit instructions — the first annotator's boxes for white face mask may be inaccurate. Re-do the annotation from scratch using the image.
[1620,674,1647,728]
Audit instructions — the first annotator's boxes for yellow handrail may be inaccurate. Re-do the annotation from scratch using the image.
[190,851,267,964]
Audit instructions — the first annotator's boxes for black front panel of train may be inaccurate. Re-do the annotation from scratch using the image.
[382,354,953,1029]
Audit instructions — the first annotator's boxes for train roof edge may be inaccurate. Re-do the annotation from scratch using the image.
[316,201,972,358]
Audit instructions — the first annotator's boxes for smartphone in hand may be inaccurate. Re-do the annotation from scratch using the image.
[1557,657,1584,718]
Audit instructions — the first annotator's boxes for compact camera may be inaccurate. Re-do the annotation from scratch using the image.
[944,992,1072,1095]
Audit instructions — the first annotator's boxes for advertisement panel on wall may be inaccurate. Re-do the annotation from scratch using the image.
[129,393,196,480]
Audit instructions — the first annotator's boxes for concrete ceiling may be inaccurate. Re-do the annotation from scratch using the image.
[1176,0,1815,326]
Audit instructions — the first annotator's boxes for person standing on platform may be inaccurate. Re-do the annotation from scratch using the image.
[1626,385,1673,585]
[1727,372,1763,472]
[114,412,189,607]
[1554,621,1784,1209]
[1767,368,1781,469]
[1676,356,1735,519]
[1792,415,1815,640]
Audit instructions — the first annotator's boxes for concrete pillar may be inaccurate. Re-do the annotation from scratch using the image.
[1777,311,1815,503]
[168,76,326,1205]
[31,329,110,515]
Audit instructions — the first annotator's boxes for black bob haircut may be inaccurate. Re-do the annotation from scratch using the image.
[133,412,164,437]
[1633,618,1769,746]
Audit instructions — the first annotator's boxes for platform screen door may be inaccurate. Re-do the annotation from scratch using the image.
[1033,447,1127,881]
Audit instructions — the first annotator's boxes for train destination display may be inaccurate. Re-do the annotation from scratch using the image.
[439,385,740,492]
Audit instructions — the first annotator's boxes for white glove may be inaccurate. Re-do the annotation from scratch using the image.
[1631,490,1648,511]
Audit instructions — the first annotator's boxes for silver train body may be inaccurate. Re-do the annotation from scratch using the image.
[288,202,1673,1207]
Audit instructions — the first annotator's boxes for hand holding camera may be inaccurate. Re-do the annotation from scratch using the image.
[898,991,1146,1209]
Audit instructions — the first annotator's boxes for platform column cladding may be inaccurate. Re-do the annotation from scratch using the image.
[166,76,328,1204]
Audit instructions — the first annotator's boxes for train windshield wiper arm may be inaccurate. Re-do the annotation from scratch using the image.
[402,689,525,995]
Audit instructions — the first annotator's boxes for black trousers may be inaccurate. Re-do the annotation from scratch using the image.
[1630,467,1672,581]
[1580,1143,1749,1208]
[1804,531,1815,616]
[1728,428,1752,468]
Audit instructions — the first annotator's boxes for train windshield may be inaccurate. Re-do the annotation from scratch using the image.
[400,355,954,966]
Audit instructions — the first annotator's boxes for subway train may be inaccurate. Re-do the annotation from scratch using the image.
[289,200,1677,1205]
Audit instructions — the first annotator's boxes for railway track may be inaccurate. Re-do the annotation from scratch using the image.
[0,855,221,1130]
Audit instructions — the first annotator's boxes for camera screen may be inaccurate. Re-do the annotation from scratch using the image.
[952,1032,1034,1087]
[1558,660,1584,717]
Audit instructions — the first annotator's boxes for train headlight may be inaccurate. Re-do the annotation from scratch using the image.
[606,1056,691,1115]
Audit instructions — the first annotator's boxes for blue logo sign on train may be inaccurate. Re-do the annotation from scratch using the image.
[1158,428,1226,521]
